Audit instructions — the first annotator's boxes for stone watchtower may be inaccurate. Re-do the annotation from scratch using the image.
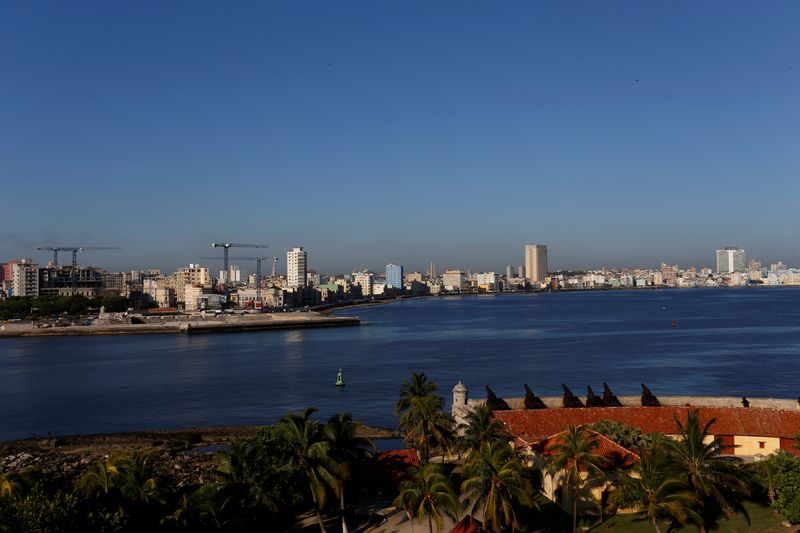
[452,381,470,427]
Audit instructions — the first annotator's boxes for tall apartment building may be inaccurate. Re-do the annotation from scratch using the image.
[12,259,39,297]
[287,247,307,289]
[442,270,466,291]
[524,244,548,282]
[716,247,746,274]
[386,263,404,288]
[174,264,211,304]
[352,270,374,296]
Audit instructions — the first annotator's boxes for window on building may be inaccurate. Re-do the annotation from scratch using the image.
[758,441,766,449]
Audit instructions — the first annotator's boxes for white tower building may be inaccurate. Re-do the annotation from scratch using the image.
[287,247,307,289]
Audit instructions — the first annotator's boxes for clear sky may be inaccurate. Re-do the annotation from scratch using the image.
[2,1,799,275]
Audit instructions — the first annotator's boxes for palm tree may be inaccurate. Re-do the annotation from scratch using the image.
[396,372,454,462]
[162,484,220,531]
[609,439,700,533]
[393,463,459,533]
[667,410,751,531]
[325,413,374,533]
[215,438,276,516]
[80,455,125,499]
[276,407,341,533]
[457,404,511,456]
[548,426,608,533]
[460,440,535,532]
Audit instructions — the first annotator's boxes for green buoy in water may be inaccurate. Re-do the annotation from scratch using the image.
[335,368,345,387]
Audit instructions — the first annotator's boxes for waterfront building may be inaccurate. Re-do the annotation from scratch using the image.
[770,261,787,273]
[476,272,499,291]
[506,264,513,279]
[287,246,307,289]
[524,244,548,282]
[352,270,374,296]
[174,264,211,304]
[38,264,104,297]
[404,271,423,283]
[517,264,524,278]
[386,263,403,288]
[716,246,746,274]
[442,269,466,292]
[11,259,39,297]
[307,270,320,287]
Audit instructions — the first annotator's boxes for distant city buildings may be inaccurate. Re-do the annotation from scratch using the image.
[524,244,548,282]
[352,270,374,296]
[287,246,307,289]
[443,269,466,292]
[386,263,404,288]
[716,246,746,274]
[12,259,39,297]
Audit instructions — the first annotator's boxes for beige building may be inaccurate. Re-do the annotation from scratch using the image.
[352,270,374,296]
[174,264,211,304]
[442,270,466,291]
[524,244,548,283]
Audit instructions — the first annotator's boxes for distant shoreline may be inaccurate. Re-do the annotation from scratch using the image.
[0,312,359,338]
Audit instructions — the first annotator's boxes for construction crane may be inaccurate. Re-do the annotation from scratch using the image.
[226,256,267,310]
[210,243,269,284]
[34,246,121,295]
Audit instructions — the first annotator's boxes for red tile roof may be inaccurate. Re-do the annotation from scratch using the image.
[449,516,485,533]
[526,430,639,470]
[494,406,800,441]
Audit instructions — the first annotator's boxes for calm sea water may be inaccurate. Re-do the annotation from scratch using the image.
[1,288,799,441]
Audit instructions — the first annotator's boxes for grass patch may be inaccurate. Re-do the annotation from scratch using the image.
[592,502,786,533]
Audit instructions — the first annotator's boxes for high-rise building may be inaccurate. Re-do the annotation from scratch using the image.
[524,244,548,282]
[287,247,307,289]
[386,263,404,288]
[442,270,466,291]
[352,270,374,296]
[517,265,524,278]
[506,265,513,279]
[12,259,39,297]
[715,247,746,274]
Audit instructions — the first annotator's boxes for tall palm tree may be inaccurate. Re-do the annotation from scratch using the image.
[325,413,374,533]
[393,463,459,533]
[457,403,511,456]
[609,439,700,533]
[396,372,454,462]
[548,426,608,533]
[667,411,751,531]
[460,440,535,532]
[276,407,341,533]
[215,439,276,515]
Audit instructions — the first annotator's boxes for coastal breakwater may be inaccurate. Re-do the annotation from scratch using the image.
[0,312,360,338]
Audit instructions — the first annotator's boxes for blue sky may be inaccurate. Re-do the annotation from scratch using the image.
[1,1,799,275]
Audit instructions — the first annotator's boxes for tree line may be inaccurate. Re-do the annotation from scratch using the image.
[2,371,800,532]
[0,295,135,320]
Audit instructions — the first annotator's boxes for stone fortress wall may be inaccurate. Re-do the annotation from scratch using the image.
[451,381,799,426]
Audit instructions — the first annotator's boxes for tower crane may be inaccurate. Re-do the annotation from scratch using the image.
[34,246,121,295]
[210,243,269,285]
[226,256,267,310]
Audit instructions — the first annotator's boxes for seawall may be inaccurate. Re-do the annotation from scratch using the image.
[0,313,360,338]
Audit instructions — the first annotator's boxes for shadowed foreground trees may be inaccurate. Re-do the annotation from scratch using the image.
[396,372,455,463]
[461,440,536,532]
[394,463,459,533]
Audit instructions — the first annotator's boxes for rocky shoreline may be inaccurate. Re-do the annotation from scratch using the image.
[0,424,398,487]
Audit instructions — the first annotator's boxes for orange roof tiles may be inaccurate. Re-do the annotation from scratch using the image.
[527,430,639,470]
[494,406,800,441]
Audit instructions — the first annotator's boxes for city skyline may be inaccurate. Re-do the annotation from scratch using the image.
[2,2,799,272]
[2,238,800,278]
